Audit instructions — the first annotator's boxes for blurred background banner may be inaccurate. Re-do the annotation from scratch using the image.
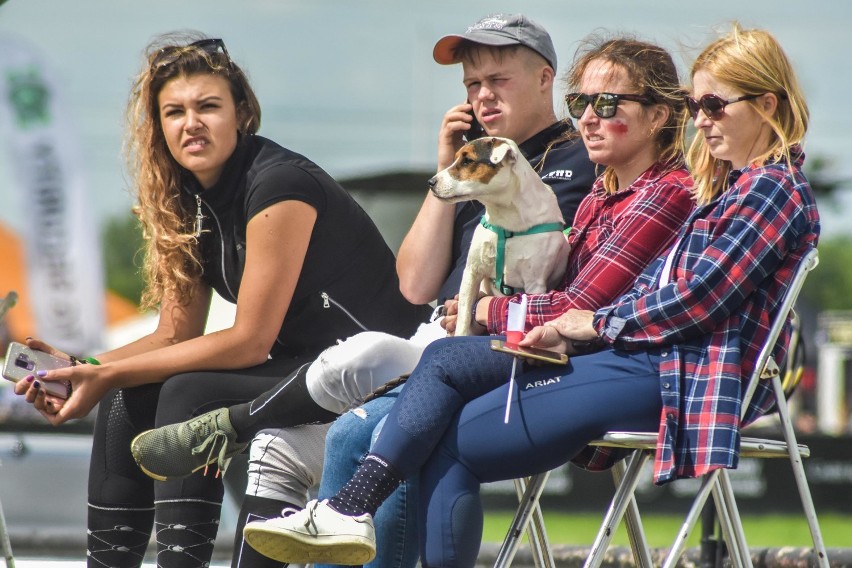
[0,36,105,353]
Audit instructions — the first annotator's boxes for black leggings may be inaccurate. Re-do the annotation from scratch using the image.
[87,355,313,567]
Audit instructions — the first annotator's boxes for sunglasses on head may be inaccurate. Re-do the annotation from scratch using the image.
[151,38,233,72]
[685,93,760,120]
[564,92,655,119]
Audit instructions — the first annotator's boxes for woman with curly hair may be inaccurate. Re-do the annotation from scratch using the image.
[15,32,429,568]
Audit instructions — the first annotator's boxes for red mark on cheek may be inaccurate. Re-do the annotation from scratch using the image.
[605,119,629,135]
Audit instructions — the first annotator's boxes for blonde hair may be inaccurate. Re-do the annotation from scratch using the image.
[687,23,809,205]
[124,32,261,310]
[566,35,688,194]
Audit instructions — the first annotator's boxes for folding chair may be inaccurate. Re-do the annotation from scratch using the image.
[495,247,828,568]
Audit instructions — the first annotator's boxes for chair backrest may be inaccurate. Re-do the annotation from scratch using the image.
[740,247,819,419]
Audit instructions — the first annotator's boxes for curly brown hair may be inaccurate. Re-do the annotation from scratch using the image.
[124,32,261,311]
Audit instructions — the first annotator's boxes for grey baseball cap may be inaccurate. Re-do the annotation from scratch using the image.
[433,13,557,70]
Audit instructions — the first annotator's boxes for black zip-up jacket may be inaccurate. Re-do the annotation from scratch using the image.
[182,135,432,359]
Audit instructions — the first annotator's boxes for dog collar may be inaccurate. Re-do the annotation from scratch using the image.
[479,217,565,295]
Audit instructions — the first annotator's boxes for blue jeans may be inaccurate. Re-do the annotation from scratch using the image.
[316,384,419,568]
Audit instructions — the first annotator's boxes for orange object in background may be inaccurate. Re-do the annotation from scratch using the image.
[0,223,139,343]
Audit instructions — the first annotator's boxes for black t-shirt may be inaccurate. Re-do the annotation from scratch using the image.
[437,122,597,303]
[184,134,432,359]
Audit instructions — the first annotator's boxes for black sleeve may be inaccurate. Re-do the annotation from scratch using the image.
[244,164,328,222]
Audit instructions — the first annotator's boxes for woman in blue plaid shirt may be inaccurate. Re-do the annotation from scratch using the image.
[242,24,819,568]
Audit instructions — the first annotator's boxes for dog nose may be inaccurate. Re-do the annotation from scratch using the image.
[427,176,437,191]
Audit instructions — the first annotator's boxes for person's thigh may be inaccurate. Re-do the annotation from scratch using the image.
[307,332,425,414]
[418,348,662,567]
[451,348,663,481]
[154,356,312,426]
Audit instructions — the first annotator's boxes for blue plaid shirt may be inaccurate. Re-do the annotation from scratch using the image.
[575,149,820,484]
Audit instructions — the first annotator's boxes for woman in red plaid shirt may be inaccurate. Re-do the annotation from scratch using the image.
[243,24,819,568]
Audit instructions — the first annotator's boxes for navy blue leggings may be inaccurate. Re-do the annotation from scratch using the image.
[370,335,662,568]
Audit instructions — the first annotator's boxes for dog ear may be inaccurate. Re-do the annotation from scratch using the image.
[489,140,516,165]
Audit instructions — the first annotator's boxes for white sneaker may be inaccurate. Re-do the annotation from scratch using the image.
[243,499,376,565]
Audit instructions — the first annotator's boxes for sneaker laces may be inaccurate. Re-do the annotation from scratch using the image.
[303,500,321,536]
[191,427,232,477]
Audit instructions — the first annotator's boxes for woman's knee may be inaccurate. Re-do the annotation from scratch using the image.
[326,408,376,455]
[155,371,228,424]
[307,332,423,412]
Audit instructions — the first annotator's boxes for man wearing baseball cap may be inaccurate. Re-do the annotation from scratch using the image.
[243,14,595,568]
[432,12,559,70]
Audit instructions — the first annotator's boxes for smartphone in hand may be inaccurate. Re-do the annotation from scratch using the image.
[3,342,72,398]
[465,100,485,141]
[490,339,568,365]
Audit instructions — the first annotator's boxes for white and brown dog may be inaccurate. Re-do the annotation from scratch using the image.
[428,137,570,336]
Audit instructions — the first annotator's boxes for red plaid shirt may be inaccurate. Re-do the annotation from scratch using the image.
[487,160,694,334]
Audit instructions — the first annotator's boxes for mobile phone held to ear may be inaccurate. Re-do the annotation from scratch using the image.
[465,101,485,141]
[2,342,72,398]
[490,339,568,365]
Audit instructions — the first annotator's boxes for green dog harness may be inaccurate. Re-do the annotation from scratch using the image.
[479,217,567,295]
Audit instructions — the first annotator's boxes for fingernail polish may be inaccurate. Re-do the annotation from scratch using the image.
[36,370,47,377]
[26,376,34,383]
[32,381,41,390]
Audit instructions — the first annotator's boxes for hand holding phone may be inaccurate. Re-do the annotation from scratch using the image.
[3,342,72,398]
[464,100,485,141]
[490,339,568,365]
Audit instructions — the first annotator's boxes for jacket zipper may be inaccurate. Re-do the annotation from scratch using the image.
[195,194,238,302]
[320,291,369,332]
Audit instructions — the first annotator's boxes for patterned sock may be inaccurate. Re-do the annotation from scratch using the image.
[87,503,153,568]
[328,453,403,517]
[154,501,221,568]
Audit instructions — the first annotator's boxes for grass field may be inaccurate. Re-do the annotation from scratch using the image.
[482,511,852,548]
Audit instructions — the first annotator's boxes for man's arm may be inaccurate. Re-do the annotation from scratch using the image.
[397,102,476,304]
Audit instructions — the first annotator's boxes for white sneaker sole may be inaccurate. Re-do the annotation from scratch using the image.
[243,525,376,565]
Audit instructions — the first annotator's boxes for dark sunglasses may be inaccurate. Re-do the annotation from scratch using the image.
[564,92,655,119]
[685,93,760,120]
[151,38,233,72]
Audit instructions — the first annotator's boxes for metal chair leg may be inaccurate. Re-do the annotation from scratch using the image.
[712,470,752,568]
[584,450,649,568]
[611,459,654,568]
[0,496,15,568]
[494,472,551,568]
[771,375,830,568]
[513,476,556,568]
[662,471,718,568]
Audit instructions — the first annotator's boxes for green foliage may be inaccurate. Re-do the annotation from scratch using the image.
[102,213,145,305]
[801,236,852,311]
